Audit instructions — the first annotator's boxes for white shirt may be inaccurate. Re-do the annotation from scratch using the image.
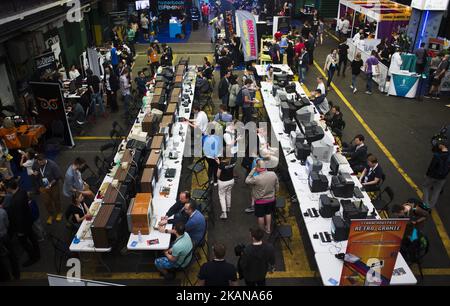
[23,158,35,176]
[337,19,343,32]
[317,82,326,95]
[342,20,350,34]
[388,52,403,76]
[195,111,209,134]
[120,75,131,95]
[69,69,80,80]
[353,32,362,44]
[224,126,238,155]
[141,17,149,29]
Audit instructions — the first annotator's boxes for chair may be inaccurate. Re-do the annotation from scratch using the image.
[199,91,214,113]
[192,183,212,202]
[171,248,197,286]
[94,155,110,176]
[101,142,117,165]
[372,186,394,215]
[186,157,208,186]
[193,220,209,267]
[401,231,429,281]
[48,234,74,274]
[112,121,126,137]
[274,197,287,224]
[270,224,293,255]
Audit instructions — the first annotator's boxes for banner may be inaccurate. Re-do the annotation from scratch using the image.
[236,10,258,62]
[224,11,235,40]
[157,0,185,11]
[35,51,57,75]
[29,82,74,147]
[340,219,408,286]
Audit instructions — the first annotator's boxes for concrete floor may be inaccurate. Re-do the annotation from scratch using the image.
[4,22,450,286]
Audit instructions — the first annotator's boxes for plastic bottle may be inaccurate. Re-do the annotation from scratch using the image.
[138,230,143,243]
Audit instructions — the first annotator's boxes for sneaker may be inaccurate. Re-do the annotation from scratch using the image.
[55,213,63,222]
[424,95,432,99]
[350,85,354,89]
[214,183,218,187]
[432,96,440,100]
[353,88,357,94]
[365,91,372,95]
[46,216,53,225]
[220,212,227,220]
[244,206,255,213]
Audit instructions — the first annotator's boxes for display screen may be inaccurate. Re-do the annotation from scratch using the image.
[411,0,449,10]
[135,0,150,10]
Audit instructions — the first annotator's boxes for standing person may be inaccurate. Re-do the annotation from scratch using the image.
[286,39,295,71]
[216,157,236,219]
[188,105,209,136]
[336,16,344,38]
[147,45,159,77]
[63,157,94,200]
[31,155,63,224]
[104,66,119,113]
[19,148,37,193]
[126,24,136,57]
[426,54,449,99]
[140,13,149,41]
[109,42,119,74]
[337,42,349,77]
[324,49,339,90]
[413,42,427,74]
[0,199,20,280]
[364,50,379,95]
[388,48,403,79]
[245,160,279,234]
[316,76,326,96]
[86,69,106,121]
[318,18,325,45]
[197,243,238,286]
[423,140,449,208]
[135,71,149,98]
[5,179,40,267]
[202,2,210,26]
[203,129,221,185]
[223,119,241,158]
[238,228,275,286]
[306,32,316,65]
[350,53,364,93]
[120,67,132,117]
[279,36,288,64]
[301,21,311,39]
[341,17,350,41]
[427,54,442,95]
[241,79,258,124]
[298,49,309,84]
[218,70,231,106]
[228,75,240,120]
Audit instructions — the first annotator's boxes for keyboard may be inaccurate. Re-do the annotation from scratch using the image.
[307,208,319,218]
[354,186,364,199]
[319,232,332,243]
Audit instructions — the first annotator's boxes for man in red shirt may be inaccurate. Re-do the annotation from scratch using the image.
[294,38,305,58]
[202,3,210,26]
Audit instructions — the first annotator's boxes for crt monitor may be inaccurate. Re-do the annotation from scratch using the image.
[135,0,150,10]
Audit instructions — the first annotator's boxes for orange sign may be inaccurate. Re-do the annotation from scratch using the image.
[340,219,408,286]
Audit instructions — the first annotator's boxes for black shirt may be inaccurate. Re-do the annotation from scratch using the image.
[198,260,238,286]
[351,59,363,75]
[426,151,450,180]
[87,75,101,94]
[362,164,383,184]
[338,44,349,58]
[8,189,32,234]
[66,203,87,224]
[219,160,236,181]
[218,55,232,72]
[239,243,275,282]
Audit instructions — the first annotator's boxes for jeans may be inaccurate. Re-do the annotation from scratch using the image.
[123,94,133,115]
[366,73,373,92]
[243,107,254,124]
[423,176,447,208]
[338,58,347,75]
[298,66,307,83]
[206,157,218,183]
[221,95,229,107]
[327,66,336,87]
[90,92,105,117]
[230,106,239,120]
[351,74,357,89]
[218,179,234,213]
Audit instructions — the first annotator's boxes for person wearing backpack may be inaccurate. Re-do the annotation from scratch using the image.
[391,200,429,232]
[423,140,449,208]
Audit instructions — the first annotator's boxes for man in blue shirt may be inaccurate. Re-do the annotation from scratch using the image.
[184,202,206,246]
[203,128,221,184]
[109,42,119,73]
[213,104,233,125]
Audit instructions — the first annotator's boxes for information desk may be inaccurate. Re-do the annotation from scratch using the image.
[255,64,294,78]
[388,71,420,98]
[315,253,417,286]
[260,81,416,285]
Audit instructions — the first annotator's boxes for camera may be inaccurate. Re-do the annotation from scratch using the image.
[431,125,449,152]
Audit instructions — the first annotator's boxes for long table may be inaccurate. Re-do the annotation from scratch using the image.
[260,80,417,285]
[70,66,197,254]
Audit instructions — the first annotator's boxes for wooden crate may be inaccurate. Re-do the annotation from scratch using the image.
[130,193,152,234]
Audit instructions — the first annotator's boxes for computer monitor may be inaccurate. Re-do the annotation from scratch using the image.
[135,0,150,10]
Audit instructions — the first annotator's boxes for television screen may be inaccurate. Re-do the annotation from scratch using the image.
[135,0,150,10]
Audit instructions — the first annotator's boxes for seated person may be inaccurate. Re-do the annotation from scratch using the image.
[213,104,233,124]
[159,191,193,226]
[391,200,429,231]
[322,105,344,137]
[67,100,86,126]
[342,134,368,173]
[310,89,330,115]
[195,72,212,96]
[154,222,193,280]
[65,191,91,226]
[359,155,383,192]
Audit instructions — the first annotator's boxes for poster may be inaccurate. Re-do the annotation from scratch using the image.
[224,11,235,40]
[340,219,408,286]
[29,82,74,147]
[35,51,57,75]
[157,0,185,11]
[236,10,258,62]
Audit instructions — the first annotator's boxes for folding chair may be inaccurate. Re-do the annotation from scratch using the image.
[270,223,293,255]
[372,186,394,217]
[192,183,212,202]
[171,249,197,286]
[48,234,74,274]
[186,157,208,187]
[274,197,288,224]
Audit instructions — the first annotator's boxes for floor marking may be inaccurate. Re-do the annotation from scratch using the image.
[74,136,124,140]
[312,59,450,259]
